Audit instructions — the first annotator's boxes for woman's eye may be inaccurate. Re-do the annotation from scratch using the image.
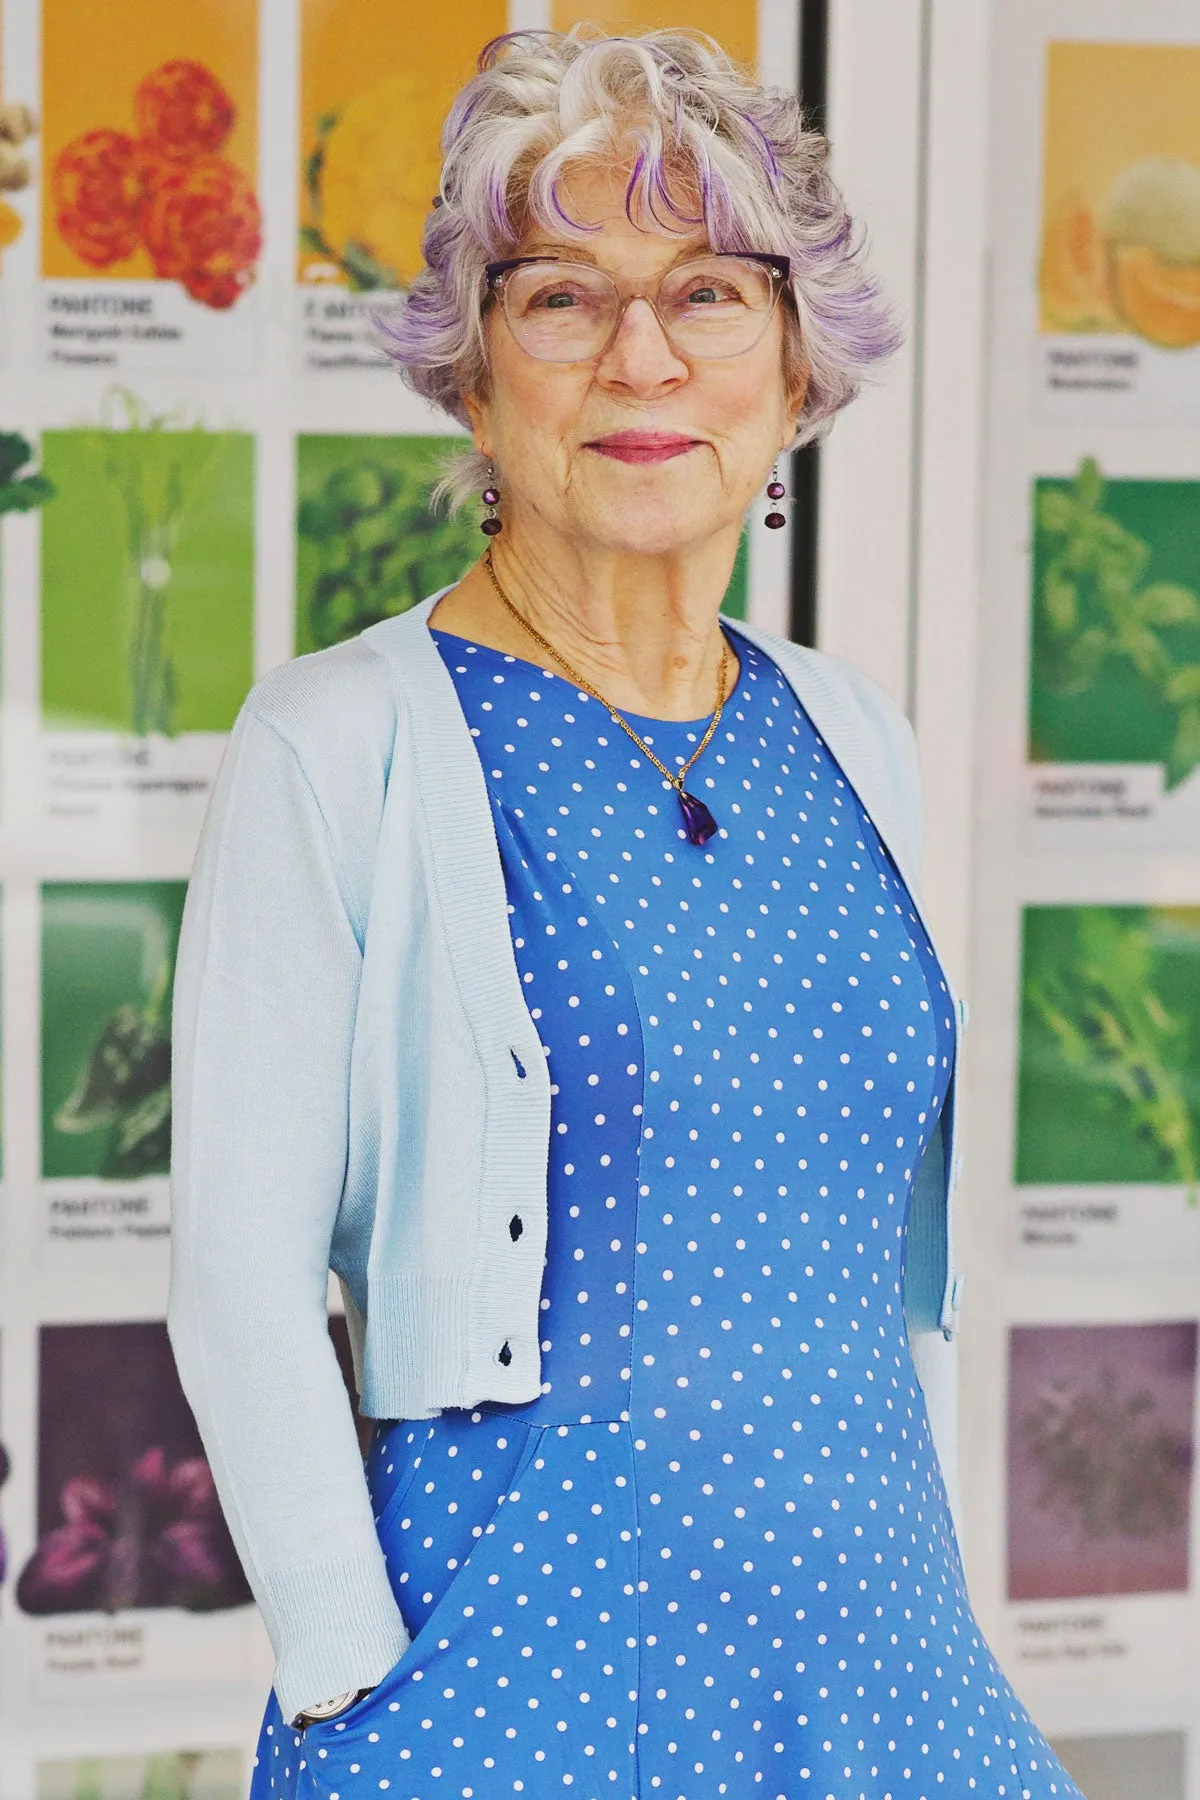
[682,282,743,306]
[523,282,589,311]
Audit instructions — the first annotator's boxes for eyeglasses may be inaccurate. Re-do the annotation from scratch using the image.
[483,252,791,363]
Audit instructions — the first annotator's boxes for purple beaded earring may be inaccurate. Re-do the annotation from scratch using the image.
[481,462,502,537]
[764,463,786,530]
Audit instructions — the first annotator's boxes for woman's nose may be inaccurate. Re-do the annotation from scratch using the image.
[597,294,689,390]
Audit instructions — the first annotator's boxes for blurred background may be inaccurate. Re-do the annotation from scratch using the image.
[2,0,1200,1794]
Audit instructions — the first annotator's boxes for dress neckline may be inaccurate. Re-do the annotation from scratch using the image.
[429,623,750,734]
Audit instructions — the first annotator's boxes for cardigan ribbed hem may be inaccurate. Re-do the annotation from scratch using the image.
[362,1270,544,1419]
[262,1548,412,1725]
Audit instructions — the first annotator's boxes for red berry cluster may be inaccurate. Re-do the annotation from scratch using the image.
[52,60,261,311]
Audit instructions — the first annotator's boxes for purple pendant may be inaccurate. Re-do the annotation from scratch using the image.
[678,788,718,846]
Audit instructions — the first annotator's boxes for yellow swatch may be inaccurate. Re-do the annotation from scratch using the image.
[552,0,756,72]
[299,0,506,287]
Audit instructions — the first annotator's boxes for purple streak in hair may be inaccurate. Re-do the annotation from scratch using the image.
[624,151,648,225]
[546,169,602,235]
[374,29,904,452]
[631,138,702,233]
[477,29,551,70]
[741,111,785,190]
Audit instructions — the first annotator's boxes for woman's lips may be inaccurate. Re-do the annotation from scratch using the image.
[585,432,702,464]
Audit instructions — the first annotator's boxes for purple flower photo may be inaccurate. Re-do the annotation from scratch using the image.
[17,1322,250,1616]
[1008,1321,1197,1601]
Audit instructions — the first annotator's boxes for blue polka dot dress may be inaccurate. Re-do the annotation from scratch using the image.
[252,629,1083,1800]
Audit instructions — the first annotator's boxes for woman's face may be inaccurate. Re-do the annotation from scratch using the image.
[464,163,807,559]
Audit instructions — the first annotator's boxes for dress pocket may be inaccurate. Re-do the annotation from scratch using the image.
[364,1418,435,1544]
[301,1417,540,1781]
[299,1417,643,1800]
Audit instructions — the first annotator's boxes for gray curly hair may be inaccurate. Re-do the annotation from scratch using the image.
[377,26,899,511]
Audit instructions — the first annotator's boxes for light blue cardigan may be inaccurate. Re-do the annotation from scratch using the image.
[168,593,966,1722]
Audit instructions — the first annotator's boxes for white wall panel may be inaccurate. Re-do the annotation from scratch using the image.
[816,0,924,709]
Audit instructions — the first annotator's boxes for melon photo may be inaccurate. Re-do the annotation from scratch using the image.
[1040,157,1200,350]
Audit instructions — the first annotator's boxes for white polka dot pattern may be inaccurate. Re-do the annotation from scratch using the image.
[250,634,1082,1800]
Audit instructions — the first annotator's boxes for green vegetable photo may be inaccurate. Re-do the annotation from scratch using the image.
[295,433,750,655]
[1029,460,1200,788]
[41,883,185,1181]
[295,435,479,653]
[1016,904,1200,1196]
[41,391,254,738]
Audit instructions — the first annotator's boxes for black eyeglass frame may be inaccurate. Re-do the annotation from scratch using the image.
[482,251,793,360]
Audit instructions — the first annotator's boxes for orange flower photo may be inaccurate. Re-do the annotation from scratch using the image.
[41,0,258,309]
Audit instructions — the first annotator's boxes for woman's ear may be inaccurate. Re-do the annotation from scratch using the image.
[783,363,810,446]
[461,390,490,454]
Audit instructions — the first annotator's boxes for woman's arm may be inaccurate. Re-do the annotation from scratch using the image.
[168,699,409,1724]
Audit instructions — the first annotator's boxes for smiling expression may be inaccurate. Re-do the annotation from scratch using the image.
[463,163,808,559]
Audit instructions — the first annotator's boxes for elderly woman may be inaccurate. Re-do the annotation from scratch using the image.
[170,28,1082,1800]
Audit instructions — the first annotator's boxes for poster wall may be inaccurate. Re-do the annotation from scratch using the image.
[973,1,1200,1792]
[0,0,797,1787]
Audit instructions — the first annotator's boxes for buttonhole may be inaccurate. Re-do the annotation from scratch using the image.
[496,1340,513,1366]
[509,1214,524,1242]
[510,1049,527,1079]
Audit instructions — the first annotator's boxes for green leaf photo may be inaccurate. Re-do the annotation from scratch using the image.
[0,429,55,516]
[1016,905,1200,1196]
[42,883,185,1181]
[1029,461,1200,789]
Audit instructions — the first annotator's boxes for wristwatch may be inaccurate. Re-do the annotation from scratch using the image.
[292,1686,374,1729]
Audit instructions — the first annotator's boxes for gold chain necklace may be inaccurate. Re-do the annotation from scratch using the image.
[483,548,729,846]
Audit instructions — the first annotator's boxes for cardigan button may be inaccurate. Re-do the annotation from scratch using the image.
[496,1340,513,1366]
[509,1214,523,1241]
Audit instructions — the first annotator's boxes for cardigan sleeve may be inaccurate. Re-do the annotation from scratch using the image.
[168,700,410,1723]
[904,1121,965,1551]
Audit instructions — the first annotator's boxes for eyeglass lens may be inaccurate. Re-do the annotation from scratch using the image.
[499,256,781,361]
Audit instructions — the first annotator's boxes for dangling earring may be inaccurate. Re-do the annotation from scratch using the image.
[481,462,502,537]
[764,463,786,530]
